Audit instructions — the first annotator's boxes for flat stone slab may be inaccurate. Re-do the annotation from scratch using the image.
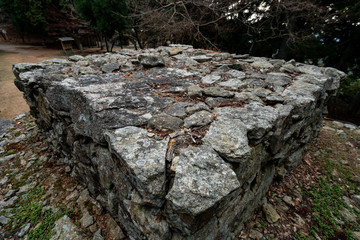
[13,45,345,240]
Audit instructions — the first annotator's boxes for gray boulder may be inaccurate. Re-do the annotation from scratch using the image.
[148,113,183,131]
[138,55,165,68]
[105,126,169,205]
[184,110,214,128]
[166,145,240,231]
[202,119,251,163]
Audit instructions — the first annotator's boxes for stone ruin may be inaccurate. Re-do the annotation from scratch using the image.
[13,45,345,239]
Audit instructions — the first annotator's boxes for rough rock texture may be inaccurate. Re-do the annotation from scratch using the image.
[50,215,85,240]
[13,44,345,239]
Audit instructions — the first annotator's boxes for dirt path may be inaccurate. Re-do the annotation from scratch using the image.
[0,43,63,120]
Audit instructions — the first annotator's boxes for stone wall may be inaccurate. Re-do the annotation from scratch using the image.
[13,45,345,239]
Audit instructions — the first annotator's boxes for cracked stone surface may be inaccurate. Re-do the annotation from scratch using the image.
[13,44,345,239]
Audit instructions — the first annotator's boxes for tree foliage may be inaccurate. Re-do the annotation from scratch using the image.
[74,0,128,51]
[0,0,88,41]
[0,0,51,39]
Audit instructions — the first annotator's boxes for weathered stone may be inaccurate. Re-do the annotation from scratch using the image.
[166,145,240,233]
[68,55,84,62]
[344,123,358,130]
[50,215,85,240]
[227,69,246,79]
[185,103,210,114]
[0,176,8,185]
[105,126,168,205]
[0,154,17,164]
[251,60,274,69]
[18,223,31,237]
[187,85,203,98]
[202,119,251,163]
[138,55,165,68]
[0,196,18,210]
[233,54,249,59]
[339,208,357,223]
[283,196,294,206]
[0,119,12,135]
[252,88,272,98]
[191,55,212,63]
[0,215,9,226]
[218,78,247,90]
[263,203,280,223]
[202,87,235,98]
[294,213,306,226]
[93,229,105,240]
[280,63,300,73]
[5,189,17,200]
[249,229,264,239]
[216,102,279,140]
[169,47,183,56]
[265,94,285,104]
[285,147,304,170]
[102,62,120,73]
[201,73,222,84]
[353,232,360,240]
[234,91,263,103]
[19,182,36,193]
[352,195,360,206]
[106,214,126,240]
[205,97,217,108]
[80,212,94,228]
[265,72,292,87]
[165,102,193,118]
[148,113,183,131]
[184,110,214,128]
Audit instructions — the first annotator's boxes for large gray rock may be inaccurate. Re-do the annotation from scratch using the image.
[263,203,280,223]
[50,215,85,240]
[0,119,13,135]
[102,62,120,73]
[187,85,203,98]
[105,126,168,205]
[265,72,292,87]
[201,73,222,84]
[185,103,210,114]
[219,78,247,89]
[202,87,235,98]
[165,102,194,118]
[166,145,240,233]
[202,119,251,163]
[216,102,279,140]
[184,110,214,128]
[138,55,165,68]
[227,69,246,79]
[251,60,274,69]
[192,55,212,63]
[148,113,183,131]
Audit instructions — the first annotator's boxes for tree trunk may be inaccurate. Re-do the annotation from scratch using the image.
[110,41,115,52]
[134,28,143,49]
[105,36,110,52]
[277,37,289,60]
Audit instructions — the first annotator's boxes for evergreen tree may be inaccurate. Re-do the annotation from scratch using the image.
[0,0,51,42]
[74,0,128,51]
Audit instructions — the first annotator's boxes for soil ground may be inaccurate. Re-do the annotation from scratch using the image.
[0,43,62,120]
